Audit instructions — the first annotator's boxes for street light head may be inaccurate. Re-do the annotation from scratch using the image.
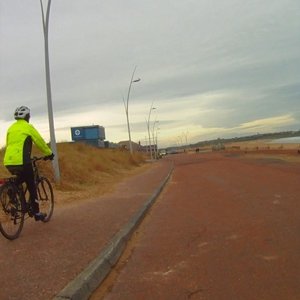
[132,78,141,83]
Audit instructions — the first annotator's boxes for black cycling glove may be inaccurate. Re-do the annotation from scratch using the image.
[44,153,55,161]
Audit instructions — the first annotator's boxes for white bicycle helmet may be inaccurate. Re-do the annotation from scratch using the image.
[14,106,30,120]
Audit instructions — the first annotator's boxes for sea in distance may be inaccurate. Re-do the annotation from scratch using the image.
[269,136,300,144]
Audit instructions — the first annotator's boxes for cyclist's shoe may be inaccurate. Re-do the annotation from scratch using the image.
[34,212,47,221]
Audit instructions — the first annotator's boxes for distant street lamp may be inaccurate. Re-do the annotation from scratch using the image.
[183,129,189,149]
[152,120,159,159]
[155,127,160,158]
[146,103,156,160]
[123,66,141,154]
[40,0,60,182]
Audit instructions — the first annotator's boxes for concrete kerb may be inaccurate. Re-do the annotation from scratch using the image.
[53,164,173,300]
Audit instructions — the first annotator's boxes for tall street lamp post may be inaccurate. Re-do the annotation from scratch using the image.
[152,120,159,159]
[155,126,160,158]
[146,103,156,160]
[123,66,141,154]
[40,0,60,182]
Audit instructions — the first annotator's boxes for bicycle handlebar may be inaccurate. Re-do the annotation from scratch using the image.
[31,156,53,162]
[31,156,45,162]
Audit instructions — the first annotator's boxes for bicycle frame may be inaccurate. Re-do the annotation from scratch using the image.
[23,157,46,209]
[2,156,51,216]
[0,156,54,240]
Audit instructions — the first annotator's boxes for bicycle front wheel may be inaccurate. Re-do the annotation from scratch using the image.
[36,177,54,222]
[0,182,25,240]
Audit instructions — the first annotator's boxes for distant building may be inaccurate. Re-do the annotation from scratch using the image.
[71,125,108,148]
[118,140,141,151]
[139,144,157,153]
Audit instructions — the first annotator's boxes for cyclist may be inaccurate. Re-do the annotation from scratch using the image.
[3,106,54,221]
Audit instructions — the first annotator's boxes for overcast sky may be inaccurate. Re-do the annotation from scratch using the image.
[1,0,300,148]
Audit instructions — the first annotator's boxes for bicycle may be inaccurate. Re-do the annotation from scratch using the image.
[0,156,54,240]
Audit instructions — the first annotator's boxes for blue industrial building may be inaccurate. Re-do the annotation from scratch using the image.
[71,125,108,148]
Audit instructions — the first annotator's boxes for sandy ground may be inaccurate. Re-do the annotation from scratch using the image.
[225,139,300,150]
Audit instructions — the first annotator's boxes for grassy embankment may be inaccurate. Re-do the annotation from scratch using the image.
[0,142,147,205]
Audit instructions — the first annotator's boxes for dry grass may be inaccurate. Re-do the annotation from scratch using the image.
[0,142,148,205]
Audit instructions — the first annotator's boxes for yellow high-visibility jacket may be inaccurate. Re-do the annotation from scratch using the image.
[4,119,52,166]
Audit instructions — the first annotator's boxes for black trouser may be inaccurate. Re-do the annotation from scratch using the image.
[6,164,39,214]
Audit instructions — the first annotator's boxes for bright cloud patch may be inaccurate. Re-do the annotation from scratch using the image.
[239,115,296,131]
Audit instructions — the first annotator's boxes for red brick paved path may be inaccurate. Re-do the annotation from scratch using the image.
[96,153,300,300]
[0,160,172,300]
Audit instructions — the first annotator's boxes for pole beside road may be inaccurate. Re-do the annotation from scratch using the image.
[123,66,141,154]
[40,0,60,182]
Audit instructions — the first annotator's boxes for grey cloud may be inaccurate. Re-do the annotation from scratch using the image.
[1,0,300,145]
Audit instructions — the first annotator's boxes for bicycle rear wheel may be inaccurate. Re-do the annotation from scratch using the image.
[37,177,54,222]
[0,182,25,240]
